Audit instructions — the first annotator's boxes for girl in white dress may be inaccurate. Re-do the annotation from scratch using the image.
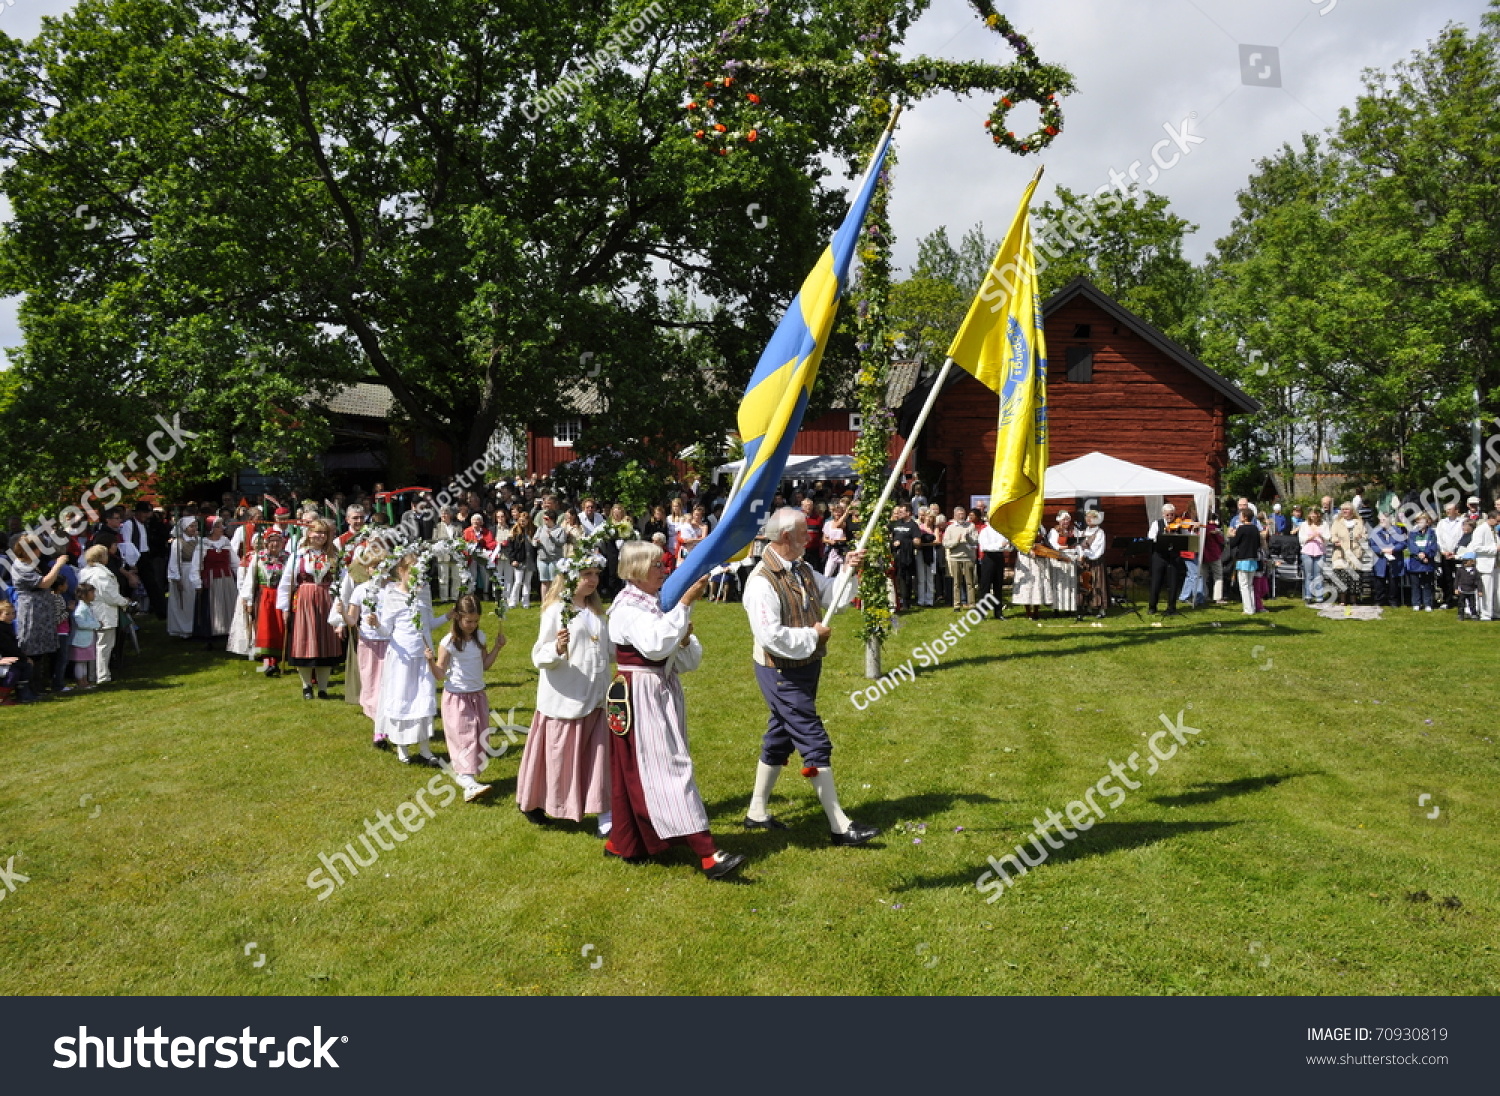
[165,517,202,638]
[371,550,442,766]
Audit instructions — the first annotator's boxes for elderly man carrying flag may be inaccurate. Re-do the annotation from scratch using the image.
[657,113,901,847]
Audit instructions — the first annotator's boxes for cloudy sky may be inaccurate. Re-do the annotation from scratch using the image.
[0,0,1491,361]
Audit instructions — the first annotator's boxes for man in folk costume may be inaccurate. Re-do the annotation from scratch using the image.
[740,507,879,847]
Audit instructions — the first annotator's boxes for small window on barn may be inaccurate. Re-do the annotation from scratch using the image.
[1073,324,1091,339]
[848,412,863,432]
[1065,346,1094,383]
[553,419,583,446]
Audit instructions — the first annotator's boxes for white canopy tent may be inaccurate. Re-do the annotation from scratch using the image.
[1043,452,1213,548]
[713,453,856,481]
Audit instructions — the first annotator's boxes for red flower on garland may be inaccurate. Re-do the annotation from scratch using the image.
[746,92,760,104]
[714,123,727,132]
[983,119,991,128]
[747,129,758,141]
[687,101,697,110]
[694,129,704,138]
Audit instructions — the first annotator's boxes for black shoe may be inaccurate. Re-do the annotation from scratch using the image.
[317,690,331,700]
[418,754,444,768]
[372,737,390,751]
[603,846,648,865]
[302,685,314,700]
[830,822,880,847]
[702,851,748,880]
[521,807,552,826]
[742,815,788,831]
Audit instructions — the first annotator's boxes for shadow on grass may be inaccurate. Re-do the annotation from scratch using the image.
[1151,771,1320,808]
[899,614,1319,674]
[890,818,1242,892]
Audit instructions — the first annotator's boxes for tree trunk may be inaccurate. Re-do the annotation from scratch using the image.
[864,636,882,679]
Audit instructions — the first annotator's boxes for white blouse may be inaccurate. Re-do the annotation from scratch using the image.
[532,602,614,719]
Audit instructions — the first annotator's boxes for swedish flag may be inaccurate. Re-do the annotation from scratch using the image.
[660,119,898,610]
[946,176,1048,554]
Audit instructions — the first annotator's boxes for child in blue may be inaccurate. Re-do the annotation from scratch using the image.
[67,583,100,690]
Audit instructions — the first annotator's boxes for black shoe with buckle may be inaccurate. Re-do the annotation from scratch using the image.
[702,851,747,880]
[302,685,314,700]
[830,822,880,847]
[742,815,788,831]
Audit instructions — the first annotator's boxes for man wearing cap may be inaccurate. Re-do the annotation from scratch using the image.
[740,507,878,847]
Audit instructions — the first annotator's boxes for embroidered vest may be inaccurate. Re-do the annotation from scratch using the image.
[753,555,826,669]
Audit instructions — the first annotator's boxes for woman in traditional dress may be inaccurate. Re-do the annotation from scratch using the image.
[516,549,613,833]
[1011,526,1051,620]
[276,517,345,699]
[166,517,202,638]
[1046,511,1082,618]
[1078,510,1109,619]
[603,541,745,879]
[240,528,289,676]
[370,547,441,765]
[194,519,239,649]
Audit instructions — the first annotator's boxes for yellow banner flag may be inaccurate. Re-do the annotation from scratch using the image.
[945,177,1049,554]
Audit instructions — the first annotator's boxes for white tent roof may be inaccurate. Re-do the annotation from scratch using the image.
[1044,451,1213,539]
[713,454,855,481]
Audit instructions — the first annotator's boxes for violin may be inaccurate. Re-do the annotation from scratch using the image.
[1166,517,1201,533]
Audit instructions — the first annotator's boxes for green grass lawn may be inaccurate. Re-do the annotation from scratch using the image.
[2,593,1496,996]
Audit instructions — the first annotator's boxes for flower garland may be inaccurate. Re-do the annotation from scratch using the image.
[556,529,612,627]
[360,536,505,632]
[683,73,771,155]
[968,0,1065,154]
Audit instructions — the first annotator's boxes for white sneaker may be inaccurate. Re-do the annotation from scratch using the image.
[463,783,493,802]
[1425,606,1433,611]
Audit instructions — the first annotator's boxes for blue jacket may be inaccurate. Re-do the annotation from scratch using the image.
[1369,524,1405,577]
[1406,529,1438,574]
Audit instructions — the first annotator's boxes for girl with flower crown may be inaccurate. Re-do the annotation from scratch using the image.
[369,546,442,766]
[516,543,613,832]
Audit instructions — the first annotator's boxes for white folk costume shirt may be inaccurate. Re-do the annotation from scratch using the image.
[372,582,438,722]
[440,631,488,694]
[743,547,855,667]
[977,525,1012,554]
[1436,515,1466,555]
[196,535,239,583]
[1078,524,1107,561]
[606,587,703,676]
[166,520,204,589]
[274,543,337,613]
[118,519,148,567]
[531,602,614,718]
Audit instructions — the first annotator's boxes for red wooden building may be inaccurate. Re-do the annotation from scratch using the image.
[913,277,1260,542]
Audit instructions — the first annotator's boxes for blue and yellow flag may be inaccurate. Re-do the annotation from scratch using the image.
[660,121,898,610]
[946,177,1049,554]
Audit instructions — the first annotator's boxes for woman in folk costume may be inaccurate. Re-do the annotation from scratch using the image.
[1078,510,1109,619]
[1045,511,1083,617]
[193,519,240,648]
[1011,525,1052,620]
[166,517,204,638]
[516,543,613,833]
[340,541,392,746]
[276,517,345,700]
[370,546,442,766]
[335,531,384,709]
[603,541,745,880]
[239,528,289,676]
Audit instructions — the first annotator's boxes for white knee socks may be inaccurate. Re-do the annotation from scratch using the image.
[747,761,783,822]
[807,767,852,835]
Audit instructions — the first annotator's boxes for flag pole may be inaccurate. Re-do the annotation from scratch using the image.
[821,164,1045,625]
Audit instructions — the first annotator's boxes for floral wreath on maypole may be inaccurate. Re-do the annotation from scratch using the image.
[555,529,613,627]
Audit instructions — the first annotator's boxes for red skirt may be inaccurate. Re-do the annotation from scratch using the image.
[253,586,285,658]
[287,582,344,666]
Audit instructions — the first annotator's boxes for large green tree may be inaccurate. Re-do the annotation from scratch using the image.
[0,0,912,508]
[1204,4,1500,496]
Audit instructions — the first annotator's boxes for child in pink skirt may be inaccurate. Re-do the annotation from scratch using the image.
[516,558,612,834]
[433,594,504,802]
[341,544,391,748]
